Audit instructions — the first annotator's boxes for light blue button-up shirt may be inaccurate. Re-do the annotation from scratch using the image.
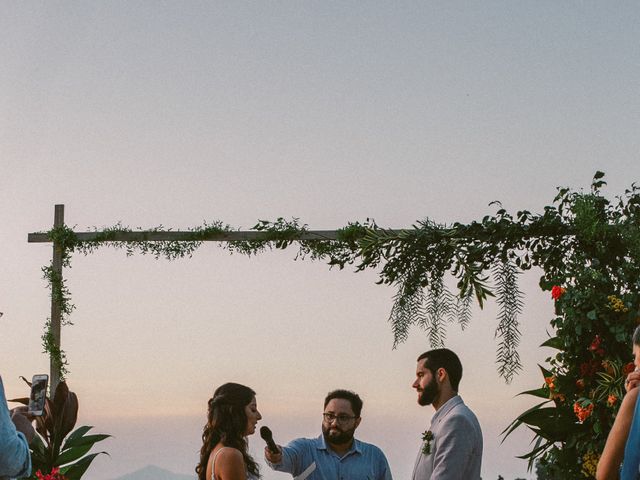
[0,376,31,479]
[267,434,393,480]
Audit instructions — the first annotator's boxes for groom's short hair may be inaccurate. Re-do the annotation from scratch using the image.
[418,348,463,392]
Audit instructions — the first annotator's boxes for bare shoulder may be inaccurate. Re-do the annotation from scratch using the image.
[208,446,247,480]
[215,446,244,463]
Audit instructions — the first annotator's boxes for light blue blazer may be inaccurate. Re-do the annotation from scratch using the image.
[411,395,482,480]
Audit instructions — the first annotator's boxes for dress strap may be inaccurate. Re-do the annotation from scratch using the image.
[211,446,230,480]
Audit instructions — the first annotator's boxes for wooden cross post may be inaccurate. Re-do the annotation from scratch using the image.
[49,204,65,396]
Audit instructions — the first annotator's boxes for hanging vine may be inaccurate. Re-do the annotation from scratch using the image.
[38,187,578,381]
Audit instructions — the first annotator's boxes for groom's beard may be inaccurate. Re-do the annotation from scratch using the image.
[418,376,440,406]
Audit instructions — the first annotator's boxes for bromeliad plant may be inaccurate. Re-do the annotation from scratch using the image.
[10,379,109,480]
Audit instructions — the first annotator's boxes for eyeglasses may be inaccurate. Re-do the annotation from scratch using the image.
[322,413,357,425]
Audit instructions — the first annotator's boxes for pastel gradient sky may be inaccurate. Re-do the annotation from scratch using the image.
[2,2,640,479]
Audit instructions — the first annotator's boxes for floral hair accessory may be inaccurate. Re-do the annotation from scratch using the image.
[421,430,434,454]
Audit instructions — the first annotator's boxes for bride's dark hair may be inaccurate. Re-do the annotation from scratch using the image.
[196,382,260,480]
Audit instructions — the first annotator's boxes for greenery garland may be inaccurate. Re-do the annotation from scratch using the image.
[38,172,640,476]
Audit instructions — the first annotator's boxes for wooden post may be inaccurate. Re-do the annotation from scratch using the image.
[50,204,64,396]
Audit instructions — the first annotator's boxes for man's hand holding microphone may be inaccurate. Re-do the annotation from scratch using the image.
[260,426,283,464]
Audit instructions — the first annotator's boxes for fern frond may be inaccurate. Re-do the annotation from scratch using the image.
[455,285,474,330]
[422,272,452,348]
[493,259,524,383]
[389,279,426,348]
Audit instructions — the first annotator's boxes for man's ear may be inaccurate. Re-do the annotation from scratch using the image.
[436,367,448,383]
[355,417,362,429]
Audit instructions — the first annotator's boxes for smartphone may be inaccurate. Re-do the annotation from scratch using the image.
[28,374,48,416]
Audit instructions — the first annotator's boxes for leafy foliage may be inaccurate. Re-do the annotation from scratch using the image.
[10,380,109,479]
[36,171,640,476]
[502,173,640,477]
[493,260,524,382]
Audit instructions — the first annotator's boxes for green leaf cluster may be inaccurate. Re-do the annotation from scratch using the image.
[10,380,109,479]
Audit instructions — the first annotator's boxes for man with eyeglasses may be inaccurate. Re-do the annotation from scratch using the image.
[264,389,393,479]
[411,348,482,480]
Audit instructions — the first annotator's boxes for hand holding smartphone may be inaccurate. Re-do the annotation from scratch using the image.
[28,374,48,416]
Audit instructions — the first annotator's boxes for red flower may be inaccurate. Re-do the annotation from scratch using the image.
[589,335,602,353]
[551,286,566,300]
[35,468,66,480]
[623,362,636,376]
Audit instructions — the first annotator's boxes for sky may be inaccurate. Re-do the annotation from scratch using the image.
[1,2,640,479]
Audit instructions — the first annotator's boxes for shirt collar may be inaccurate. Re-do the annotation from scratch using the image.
[315,435,362,456]
[431,394,463,424]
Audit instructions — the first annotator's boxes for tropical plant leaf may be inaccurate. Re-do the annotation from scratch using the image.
[7,396,29,405]
[29,432,48,465]
[60,452,107,480]
[63,433,111,450]
[64,425,93,444]
[516,407,580,442]
[517,387,550,400]
[501,400,550,440]
[540,337,563,349]
[55,443,95,466]
[59,389,79,440]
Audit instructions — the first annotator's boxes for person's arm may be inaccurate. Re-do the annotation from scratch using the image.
[375,448,393,480]
[264,438,304,475]
[430,415,476,480]
[597,387,639,480]
[11,406,35,443]
[0,378,32,478]
[214,448,247,480]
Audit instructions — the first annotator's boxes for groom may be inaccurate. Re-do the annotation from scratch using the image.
[411,348,483,479]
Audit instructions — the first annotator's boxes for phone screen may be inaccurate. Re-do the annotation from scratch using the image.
[28,374,48,416]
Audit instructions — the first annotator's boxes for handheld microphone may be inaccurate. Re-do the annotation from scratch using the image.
[260,426,279,454]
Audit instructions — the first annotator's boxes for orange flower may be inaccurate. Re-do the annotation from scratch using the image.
[545,376,556,391]
[573,401,594,423]
[607,395,618,407]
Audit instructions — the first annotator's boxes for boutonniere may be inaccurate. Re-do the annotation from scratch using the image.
[421,430,434,454]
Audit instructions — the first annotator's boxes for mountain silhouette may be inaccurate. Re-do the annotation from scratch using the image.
[110,465,195,480]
